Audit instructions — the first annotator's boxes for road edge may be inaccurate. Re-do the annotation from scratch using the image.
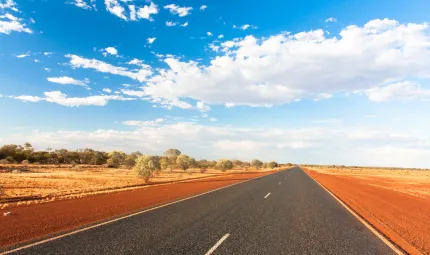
[302,168,405,255]
[0,169,287,255]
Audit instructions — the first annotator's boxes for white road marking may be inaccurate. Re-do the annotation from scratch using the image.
[204,233,230,255]
[264,192,271,199]
[0,171,281,255]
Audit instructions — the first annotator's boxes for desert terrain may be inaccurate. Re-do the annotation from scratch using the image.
[304,165,430,255]
[0,164,275,209]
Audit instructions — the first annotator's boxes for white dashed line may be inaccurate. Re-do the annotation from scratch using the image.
[204,233,230,255]
[264,192,271,199]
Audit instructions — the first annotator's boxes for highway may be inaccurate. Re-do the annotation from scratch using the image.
[3,167,396,254]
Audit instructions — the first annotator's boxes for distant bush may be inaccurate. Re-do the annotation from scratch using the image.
[176,155,192,171]
[216,159,233,172]
[6,156,15,163]
[134,155,161,182]
[0,159,9,164]
[21,159,30,165]
[251,159,263,169]
[268,161,278,169]
[0,184,4,198]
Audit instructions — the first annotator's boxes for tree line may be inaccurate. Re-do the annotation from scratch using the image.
[0,144,282,172]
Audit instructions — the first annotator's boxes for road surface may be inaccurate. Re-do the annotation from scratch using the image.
[2,167,396,254]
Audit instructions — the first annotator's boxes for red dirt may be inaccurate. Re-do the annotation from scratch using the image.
[0,171,272,248]
[305,169,430,255]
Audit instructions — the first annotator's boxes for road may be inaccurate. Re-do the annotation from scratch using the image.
[3,167,396,254]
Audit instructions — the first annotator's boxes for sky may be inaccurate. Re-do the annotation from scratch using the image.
[1,0,430,168]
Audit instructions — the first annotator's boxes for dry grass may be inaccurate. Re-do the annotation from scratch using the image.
[0,164,277,209]
[305,165,430,199]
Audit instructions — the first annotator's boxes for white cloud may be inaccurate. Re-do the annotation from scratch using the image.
[218,34,224,39]
[207,32,212,36]
[199,5,207,11]
[147,37,156,44]
[14,91,135,106]
[0,12,32,34]
[47,76,90,87]
[209,118,217,122]
[34,59,40,63]
[165,21,177,27]
[121,89,145,97]
[164,4,192,17]
[0,0,18,11]
[104,0,158,21]
[44,67,51,72]
[366,81,430,102]
[180,21,188,27]
[138,19,430,106]
[69,0,96,10]
[102,88,112,93]
[233,24,257,30]
[122,118,165,127]
[44,52,53,56]
[5,123,429,168]
[325,17,337,23]
[136,2,158,21]
[14,95,43,102]
[66,54,152,82]
[16,53,30,58]
[196,101,211,112]
[103,46,118,56]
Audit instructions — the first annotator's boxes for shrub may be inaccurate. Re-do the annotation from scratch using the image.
[268,161,278,169]
[251,159,263,169]
[71,161,77,167]
[21,159,30,165]
[176,154,192,171]
[6,156,15,163]
[133,155,161,182]
[216,159,233,172]
[0,159,9,164]
[164,149,181,157]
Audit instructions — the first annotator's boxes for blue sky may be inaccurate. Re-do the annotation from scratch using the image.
[1,0,430,167]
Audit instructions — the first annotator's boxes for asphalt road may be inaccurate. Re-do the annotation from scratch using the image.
[4,167,396,255]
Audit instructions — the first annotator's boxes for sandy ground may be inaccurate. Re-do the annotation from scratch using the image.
[305,166,430,255]
[0,171,274,248]
[0,164,275,208]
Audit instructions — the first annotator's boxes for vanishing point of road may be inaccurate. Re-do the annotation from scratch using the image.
[2,167,397,255]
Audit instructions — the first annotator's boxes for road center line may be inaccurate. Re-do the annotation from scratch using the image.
[204,233,230,255]
[264,192,271,199]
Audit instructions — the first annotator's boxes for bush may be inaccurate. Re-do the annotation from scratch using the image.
[0,159,9,164]
[268,161,278,169]
[216,159,233,172]
[251,159,263,169]
[176,154,192,171]
[6,156,15,163]
[0,184,4,198]
[21,159,30,165]
[134,155,161,182]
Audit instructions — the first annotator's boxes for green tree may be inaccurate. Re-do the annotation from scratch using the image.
[216,159,233,172]
[176,154,192,171]
[267,161,278,169]
[160,157,170,170]
[133,155,161,182]
[106,151,126,168]
[251,159,264,169]
[164,149,181,158]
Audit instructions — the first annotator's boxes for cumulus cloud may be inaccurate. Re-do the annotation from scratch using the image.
[16,52,30,58]
[164,4,192,17]
[4,122,429,168]
[14,91,135,106]
[207,32,212,36]
[66,54,152,82]
[325,17,337,23]
[69,0,96,10]
[180,21,188,27]
[102,88,112,93]
[47,76,90,87]
[104,0,158,21]
[165,21,177,27]
[147,37,156,44]
[0,11,32,34]
[233,24,257,30]
[103,46,118,56]
[218,34,224,39]
[366,81,430,102]
[196,101,211,112]
[199,5,207,11]
[137,19,430,106]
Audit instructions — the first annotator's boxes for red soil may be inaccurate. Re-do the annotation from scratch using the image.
[305,169,430,255]
[0,172,272,248]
